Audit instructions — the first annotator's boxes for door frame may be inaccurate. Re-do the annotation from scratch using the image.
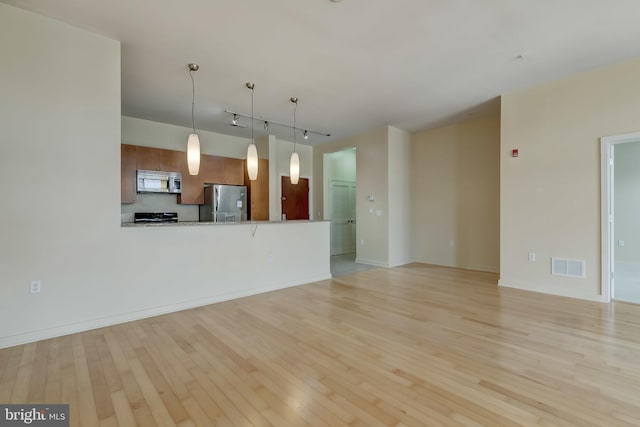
[278,173,312,220]
[600,131,640,303]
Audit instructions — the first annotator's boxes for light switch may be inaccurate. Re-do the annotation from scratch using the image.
[375,209,382,217]
[618,240,625,247]
[368,207,374,214]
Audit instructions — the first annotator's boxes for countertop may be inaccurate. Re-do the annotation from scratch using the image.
[121,220,328,227]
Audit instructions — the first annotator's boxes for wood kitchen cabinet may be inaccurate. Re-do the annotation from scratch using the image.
[121,144,137,204]
[200,155,225,184]
[120,144,248,205]
[224,158,245,185]
[245,159,270,220]
[136,145,182,172]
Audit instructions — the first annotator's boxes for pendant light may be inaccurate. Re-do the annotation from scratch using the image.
[289,97,300,185]
[246,83,258,181]
[187,63,200,175]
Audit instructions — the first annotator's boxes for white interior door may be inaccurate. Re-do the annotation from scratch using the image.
[330,181,356,255]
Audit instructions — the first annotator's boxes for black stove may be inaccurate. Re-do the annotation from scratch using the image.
[134,212,178,223]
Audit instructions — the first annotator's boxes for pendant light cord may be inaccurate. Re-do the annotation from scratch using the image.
[190,70,196,134]
[293,101,298,153]
[251,87,255,144]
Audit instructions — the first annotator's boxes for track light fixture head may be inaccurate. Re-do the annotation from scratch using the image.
[188,63,199,72]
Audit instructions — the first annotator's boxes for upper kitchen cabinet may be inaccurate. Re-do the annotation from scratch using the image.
[136,146,183,172]
[200,154,225,184]
[121,144,137,204]
[224,158,245,185]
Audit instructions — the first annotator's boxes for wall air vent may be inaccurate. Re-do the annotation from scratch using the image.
[551,257,585,278]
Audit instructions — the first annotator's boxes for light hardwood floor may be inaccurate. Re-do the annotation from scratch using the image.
[2,264,640,426]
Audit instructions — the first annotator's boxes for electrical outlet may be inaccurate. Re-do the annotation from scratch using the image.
[360,239,365,245]
[30,280,42,294]
[528,252,536,262]
[618,240,625,247]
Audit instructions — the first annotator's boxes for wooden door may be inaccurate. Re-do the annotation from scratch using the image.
[330,181,356,255]
[281,177,309,220]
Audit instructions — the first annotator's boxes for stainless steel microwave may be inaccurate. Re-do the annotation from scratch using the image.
[136,170,182,194]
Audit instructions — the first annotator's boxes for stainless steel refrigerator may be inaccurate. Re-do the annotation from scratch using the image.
[199,184,248,222]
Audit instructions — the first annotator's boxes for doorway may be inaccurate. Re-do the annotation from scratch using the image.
[281,176,309,220]
[330,181,356,255]
[601,132,640,303]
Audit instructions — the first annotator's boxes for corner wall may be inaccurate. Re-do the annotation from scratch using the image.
[500,57,640,301]
[388,127,412,267]
[411,116,500,272]
[313,127,390,266]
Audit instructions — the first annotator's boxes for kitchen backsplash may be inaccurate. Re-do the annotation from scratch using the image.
[121,193,199,222]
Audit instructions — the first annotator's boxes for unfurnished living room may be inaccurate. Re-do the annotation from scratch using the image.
[2,1,640,426]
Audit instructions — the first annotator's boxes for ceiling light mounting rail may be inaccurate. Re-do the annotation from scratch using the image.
[223,110,331,137]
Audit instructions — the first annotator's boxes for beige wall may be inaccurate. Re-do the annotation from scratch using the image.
[388,127,412,267]
[614,141,640,263]
[0,4,330,348]
[500,57,640,301]
[412,116,500,272]
[314,127,390,266]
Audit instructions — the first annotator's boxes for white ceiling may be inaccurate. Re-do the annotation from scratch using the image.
[4,0,640,144]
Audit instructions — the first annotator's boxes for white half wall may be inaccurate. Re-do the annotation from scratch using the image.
[0,4,330,348]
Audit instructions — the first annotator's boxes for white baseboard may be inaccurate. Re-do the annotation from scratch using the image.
[0,273,332,349]
[355,258,389,267]
[497,279,604,303]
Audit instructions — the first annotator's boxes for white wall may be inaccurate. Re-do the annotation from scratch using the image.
[501,57,640,301]
[388,127,412,267]
[614,141,640,263]
[0,4,330,348]
[122,116,250,158]
[412,116,500,272]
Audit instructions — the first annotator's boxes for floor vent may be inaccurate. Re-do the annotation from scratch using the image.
[551,258,585,278]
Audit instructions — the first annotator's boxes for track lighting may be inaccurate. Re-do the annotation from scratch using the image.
[232,114,239,125]
[264,121,269,132]
[186,63,200,175]
[304,130,308,140]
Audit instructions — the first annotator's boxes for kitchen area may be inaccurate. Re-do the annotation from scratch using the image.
[120,143,268,225]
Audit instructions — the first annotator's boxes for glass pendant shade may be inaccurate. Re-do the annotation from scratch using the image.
[247,143,258,181]
[187,133,200,175]
[290,152,300,185]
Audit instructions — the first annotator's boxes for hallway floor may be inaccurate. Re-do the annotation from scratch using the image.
[330,253,379,277]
